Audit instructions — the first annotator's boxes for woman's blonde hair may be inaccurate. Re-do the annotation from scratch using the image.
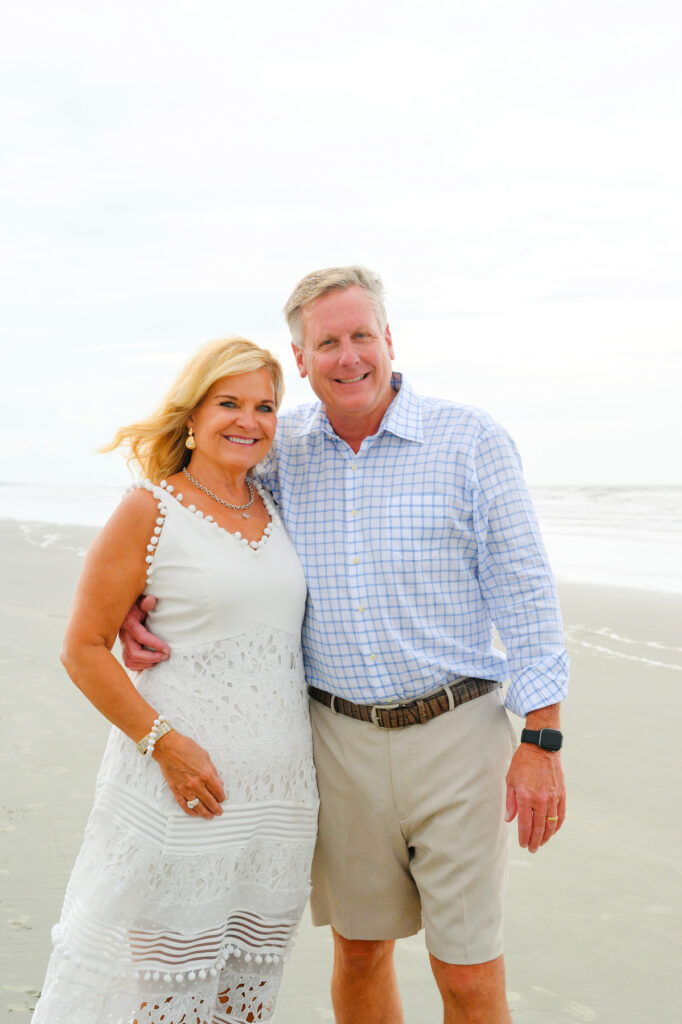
[102,336,284,481]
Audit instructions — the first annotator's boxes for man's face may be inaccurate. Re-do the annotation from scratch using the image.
[292,285,395,426]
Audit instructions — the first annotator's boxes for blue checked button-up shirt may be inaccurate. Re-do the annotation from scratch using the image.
[255,374,568,717]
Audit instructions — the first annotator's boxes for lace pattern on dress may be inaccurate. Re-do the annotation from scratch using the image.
[32,630,317,1024]
[33,949,283,1023]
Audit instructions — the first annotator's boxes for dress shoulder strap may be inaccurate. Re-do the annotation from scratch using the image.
[123,479,173,589]
[124,478,173,504]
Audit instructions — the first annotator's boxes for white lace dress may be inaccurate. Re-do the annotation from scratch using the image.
[32,480,318,1024]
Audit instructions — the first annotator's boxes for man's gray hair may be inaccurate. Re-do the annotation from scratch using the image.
[283,265,387,347]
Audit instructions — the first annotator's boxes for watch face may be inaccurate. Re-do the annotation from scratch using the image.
[539,729,563,751]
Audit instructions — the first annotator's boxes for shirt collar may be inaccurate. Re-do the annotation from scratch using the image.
[378,373,424,443]
[292,373,424,444]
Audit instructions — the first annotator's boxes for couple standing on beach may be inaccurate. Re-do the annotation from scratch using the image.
[32,265,567,1024]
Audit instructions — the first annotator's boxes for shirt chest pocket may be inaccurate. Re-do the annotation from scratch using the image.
[380,495,455,561]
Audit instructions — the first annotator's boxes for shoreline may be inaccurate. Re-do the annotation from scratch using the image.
[1,519,680,1022]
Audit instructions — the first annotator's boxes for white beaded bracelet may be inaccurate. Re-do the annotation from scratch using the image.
[136,716,173,757]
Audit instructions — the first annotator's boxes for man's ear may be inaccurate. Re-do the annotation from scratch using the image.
[384,324,395,360]
[291,341,308,379]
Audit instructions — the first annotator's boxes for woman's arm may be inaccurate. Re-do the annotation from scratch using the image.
[61,490,225,818]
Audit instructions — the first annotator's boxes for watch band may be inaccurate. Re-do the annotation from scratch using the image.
[520,727,563,751]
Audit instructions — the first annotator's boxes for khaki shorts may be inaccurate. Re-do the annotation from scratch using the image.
[309,687,517,965]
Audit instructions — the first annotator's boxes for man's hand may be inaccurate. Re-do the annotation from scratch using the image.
[505,723,566,853]
[119,595,170,670]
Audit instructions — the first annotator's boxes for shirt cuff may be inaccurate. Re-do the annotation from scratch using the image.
[503,650,570,718]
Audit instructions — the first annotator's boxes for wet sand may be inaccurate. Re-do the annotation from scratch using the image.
[1,518,680,1022]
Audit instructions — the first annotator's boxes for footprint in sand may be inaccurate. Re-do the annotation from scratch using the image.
[3,984,40,996]
[8,915,32,930]
[3,982,40,1015]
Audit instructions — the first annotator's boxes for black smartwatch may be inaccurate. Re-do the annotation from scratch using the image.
[520,728,563,751]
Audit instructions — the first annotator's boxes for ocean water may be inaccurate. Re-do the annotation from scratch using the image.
[1,482,680,593]
[0,482,124,528]
[532,486,682,594]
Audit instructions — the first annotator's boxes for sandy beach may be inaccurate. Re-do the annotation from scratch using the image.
[1,517,680,1023]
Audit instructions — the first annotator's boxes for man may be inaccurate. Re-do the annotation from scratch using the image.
[122,266,567,1024]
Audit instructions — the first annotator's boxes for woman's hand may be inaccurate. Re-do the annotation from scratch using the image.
[153,731,226,819]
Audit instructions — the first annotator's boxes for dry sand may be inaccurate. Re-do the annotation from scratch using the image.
[1,518,680,1023]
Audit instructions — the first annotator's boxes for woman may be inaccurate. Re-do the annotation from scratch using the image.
[31,338,319,1024]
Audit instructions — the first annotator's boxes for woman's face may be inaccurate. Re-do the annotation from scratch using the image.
[187,368,277,474]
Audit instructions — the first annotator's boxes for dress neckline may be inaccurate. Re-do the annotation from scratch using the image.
[152,477,277,554]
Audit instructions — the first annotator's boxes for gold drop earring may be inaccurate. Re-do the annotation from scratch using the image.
[185,427,197,450]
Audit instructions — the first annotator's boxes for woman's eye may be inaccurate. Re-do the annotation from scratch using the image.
[258,405,275,413]
[220,400,236,407]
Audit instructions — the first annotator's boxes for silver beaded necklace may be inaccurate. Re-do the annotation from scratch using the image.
[182,467,255,519]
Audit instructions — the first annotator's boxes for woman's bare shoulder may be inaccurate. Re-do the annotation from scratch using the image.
[116,484,164,518]
[91,485,164,555]
[66,486,167,647]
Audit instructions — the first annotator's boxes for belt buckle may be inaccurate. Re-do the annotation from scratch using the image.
[370,698,407,729]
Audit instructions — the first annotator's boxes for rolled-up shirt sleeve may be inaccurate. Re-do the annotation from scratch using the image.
[472,426,569,717]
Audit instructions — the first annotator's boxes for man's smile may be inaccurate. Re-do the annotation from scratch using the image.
[334,373,370,384]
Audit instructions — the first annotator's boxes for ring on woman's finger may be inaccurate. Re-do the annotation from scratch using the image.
[186,797,200,810]
[547,815,559,822]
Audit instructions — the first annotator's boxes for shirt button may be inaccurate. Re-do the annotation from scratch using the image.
[351,463,358,471]
[350,509,358,517]
[352,557,360,564]
[369,654,377,662]
[357,605,365,613]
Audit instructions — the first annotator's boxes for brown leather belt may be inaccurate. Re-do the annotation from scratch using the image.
[308,677,500,730]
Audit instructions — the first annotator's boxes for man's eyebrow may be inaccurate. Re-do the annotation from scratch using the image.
[317,325,374,340]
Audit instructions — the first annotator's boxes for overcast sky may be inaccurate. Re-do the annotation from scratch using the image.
[2,0,680,488]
